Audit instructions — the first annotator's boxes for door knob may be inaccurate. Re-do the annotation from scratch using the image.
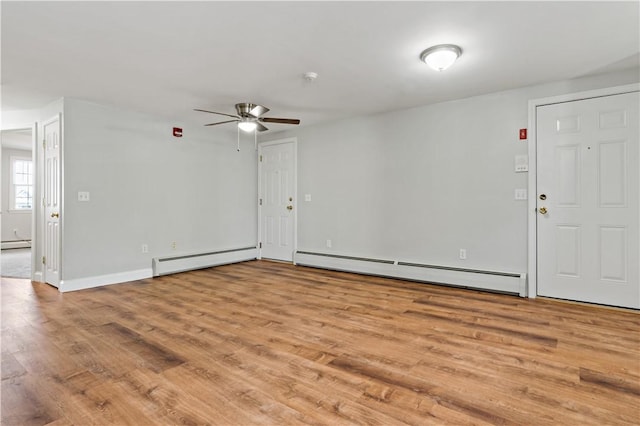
[286,205,293,210]
[538,207,548,215]
[50,212,59,218]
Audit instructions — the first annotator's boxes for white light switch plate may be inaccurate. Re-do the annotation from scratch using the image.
[515,155,529,172]
[78,191,90,202]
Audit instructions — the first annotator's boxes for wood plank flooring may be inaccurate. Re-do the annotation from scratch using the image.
[2,260,639,425]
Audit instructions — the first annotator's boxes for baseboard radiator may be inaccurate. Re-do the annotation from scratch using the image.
[152,246,258,277]
[2,241,31,250]
[294,251,527,297]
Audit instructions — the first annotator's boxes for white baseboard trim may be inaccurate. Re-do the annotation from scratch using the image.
[152,246,258,276]
[32,271,43,283]
[295,251,527,297]
[59,268,153,293]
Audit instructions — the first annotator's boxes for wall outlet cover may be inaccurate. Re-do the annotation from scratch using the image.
[515,189,528,200]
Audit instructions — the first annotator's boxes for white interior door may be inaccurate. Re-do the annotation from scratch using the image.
[259,140,296,261]
[536,91,639,308]
[43,115,61,287]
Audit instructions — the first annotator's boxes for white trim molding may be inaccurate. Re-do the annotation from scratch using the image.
[59,268,153,292]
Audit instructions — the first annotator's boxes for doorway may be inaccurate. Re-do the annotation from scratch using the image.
[529,85,639,309]
[1,128,34,279]
[258,138,297,262]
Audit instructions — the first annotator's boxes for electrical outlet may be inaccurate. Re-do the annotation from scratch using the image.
[326,239,332,248]
[459,249,467,260]
[141,244,148,253]
[171,241,177,250]
[515,189,528,200]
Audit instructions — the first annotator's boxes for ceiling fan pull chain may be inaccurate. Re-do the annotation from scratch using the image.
[237,126,240,152]
[254,129,257,151]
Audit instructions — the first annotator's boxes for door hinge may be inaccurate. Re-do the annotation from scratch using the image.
[259,242,262,249]
[259,155,262,162]
[259,198,262,206]
[42,256,46,265]
[42,139,46,149]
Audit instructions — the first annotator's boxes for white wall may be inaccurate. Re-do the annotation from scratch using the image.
[61,99,257,280]
[5,68,636,287]
[273,68,640,274]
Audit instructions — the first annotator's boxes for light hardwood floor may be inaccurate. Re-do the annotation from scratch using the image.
[1,260,639,425]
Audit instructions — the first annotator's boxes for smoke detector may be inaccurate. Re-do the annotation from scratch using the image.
[304,71,318,81]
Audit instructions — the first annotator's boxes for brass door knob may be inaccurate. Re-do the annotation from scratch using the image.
[50,212,59,218]
[286,205,293,210]
[539,207,548,215]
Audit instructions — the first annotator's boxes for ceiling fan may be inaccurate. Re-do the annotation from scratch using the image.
[195,103,300,133]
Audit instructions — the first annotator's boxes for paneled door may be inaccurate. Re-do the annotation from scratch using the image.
[536,91,639,308]
[259,139,296,261]
[43,115,62,287]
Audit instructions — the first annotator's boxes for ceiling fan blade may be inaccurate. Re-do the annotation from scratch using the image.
[204,119,239,127]
[256,122,269,132]
[249,104,270,118]
[259,117,301,125]
[194,108,239,119]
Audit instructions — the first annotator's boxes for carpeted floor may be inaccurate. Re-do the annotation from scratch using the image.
[1,248,31,279]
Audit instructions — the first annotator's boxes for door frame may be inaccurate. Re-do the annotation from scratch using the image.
[30,122,38,282]
[257,137,298,262]
[0,122,38,281]
[526,83,639,298]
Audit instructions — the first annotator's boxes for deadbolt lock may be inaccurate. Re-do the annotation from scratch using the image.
[539,194,547,200]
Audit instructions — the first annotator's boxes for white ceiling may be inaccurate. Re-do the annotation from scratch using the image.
[2,1,639,131]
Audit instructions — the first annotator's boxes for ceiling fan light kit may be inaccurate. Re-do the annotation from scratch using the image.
[420,44,462,71]
[237,121,258,132]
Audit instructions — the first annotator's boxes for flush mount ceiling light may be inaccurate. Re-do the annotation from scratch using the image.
[420,44,462,71]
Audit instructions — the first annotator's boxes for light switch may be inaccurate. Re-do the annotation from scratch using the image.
[78,191,90,202]
[515,189,527,200]
[304,194,312,202]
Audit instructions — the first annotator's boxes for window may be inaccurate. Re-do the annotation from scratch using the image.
[11,157,33,210]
